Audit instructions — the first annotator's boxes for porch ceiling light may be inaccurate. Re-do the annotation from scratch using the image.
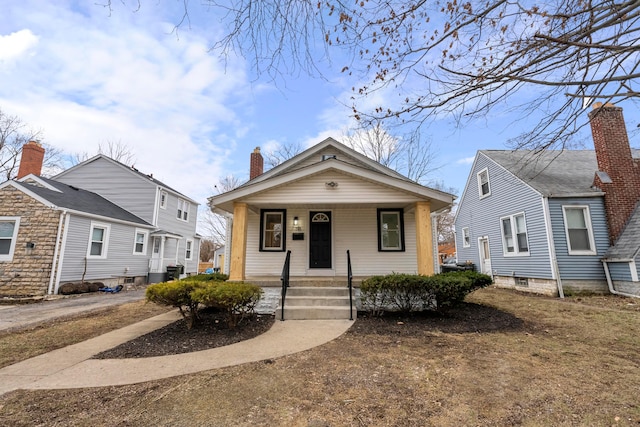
[325,181,338,188]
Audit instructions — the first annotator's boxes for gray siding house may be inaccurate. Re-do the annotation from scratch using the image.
[54,155,200,282]
[0,147,200,299]
[455,103,640,297]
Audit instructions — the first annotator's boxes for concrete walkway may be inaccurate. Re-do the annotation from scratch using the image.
[0,310,354,396]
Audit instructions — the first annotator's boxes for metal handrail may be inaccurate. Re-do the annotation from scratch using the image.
[280,250,291,321]
[347,249,354,321]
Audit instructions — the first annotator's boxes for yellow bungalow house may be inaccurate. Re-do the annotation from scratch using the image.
[208,138,454,319]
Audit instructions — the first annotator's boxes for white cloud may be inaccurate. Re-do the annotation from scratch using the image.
[456,157,475,165]
[0,2,254,208]
[0,29,38,64]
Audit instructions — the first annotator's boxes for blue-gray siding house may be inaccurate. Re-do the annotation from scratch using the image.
[455,104,640,296]
[455,104,640,297]
[455,150,610,295]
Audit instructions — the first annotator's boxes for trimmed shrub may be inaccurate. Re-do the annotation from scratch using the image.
[146,280,205,329]
[360,271,492,315]
[192,282,263,328]
[186,272,229,282]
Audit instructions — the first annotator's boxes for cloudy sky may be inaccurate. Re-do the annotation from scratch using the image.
[1,0,637,233]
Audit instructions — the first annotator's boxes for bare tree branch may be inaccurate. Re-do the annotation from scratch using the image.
[200,0,640,150]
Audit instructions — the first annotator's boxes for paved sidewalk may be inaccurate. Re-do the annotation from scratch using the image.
[0,311,354,396]
[0,289,147,332]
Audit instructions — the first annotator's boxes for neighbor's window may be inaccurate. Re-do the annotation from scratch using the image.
[160,191,167,209]
[260,209,286,251]
[0,217,20,262]
[462,227,471,248]
[185,240,193,260]
[377,209,405,251]
[88,222,110,258]
[133,229,148,255]
[177,199,189,221]
[501,213,529,255]
[477,168,491,198]
[562,206,596,255]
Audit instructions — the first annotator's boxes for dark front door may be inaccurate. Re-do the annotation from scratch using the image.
[309,211,332,268]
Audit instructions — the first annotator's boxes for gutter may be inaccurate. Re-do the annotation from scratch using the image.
[543,197,564,298]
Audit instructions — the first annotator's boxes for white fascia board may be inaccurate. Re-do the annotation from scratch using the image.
[65,208,155,229]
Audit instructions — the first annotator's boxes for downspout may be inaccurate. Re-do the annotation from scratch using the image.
[47,210,66,295]
[543,197,564,298]
[53,211,71,294]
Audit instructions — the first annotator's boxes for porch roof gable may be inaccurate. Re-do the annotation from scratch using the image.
[209,157,454,213]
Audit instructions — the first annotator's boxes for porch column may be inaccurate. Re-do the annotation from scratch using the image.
[229,202,248,281]
[415,201,434,275]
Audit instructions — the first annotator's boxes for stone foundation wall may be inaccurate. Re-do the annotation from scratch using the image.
[493,275,559,296]
[0,187,61,297]
[611,280,640,297]
[561,279,609,295]
[494,275,610,296]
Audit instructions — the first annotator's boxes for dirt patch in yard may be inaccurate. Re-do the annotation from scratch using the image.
[2,287,640,426]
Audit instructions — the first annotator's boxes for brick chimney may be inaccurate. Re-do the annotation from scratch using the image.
[249,147,263,180]
[17,141,45,179]
[590,103,640,244]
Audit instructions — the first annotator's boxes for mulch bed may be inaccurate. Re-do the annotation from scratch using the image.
[93,302,526,359]
[93,308,275,359]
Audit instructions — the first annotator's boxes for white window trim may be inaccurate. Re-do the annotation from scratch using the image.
[378,209,405,251]
[477,167,491,199]
[177,198,190,222]
[500,212,530,257]
[87,222,111,259]
[160,191,168,210]
[0,216,20,262]
[562,205,597,256]
[185,239,194,261]
[132,228,149,255]
[260,209,286,252]
[462,227,471,248]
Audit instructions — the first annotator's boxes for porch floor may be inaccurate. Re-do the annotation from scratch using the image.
[243,276,364,288]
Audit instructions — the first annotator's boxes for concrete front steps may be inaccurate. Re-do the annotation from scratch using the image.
[276,286,357,320]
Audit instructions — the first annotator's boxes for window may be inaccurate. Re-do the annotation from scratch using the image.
[477,168,491,198]
[377,209,405,251]
[133,229,148,255]
[185,240,193,260]
[87,222,110,258]
[260,209,286,251]
[177,199,190,221]
[160,191,167,209]
[462,227,471,248]
[0,217,20,261]
[562,206,596,255]
[500,213,529,256]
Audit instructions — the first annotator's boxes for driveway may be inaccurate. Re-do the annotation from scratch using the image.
[0,289,147,333]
